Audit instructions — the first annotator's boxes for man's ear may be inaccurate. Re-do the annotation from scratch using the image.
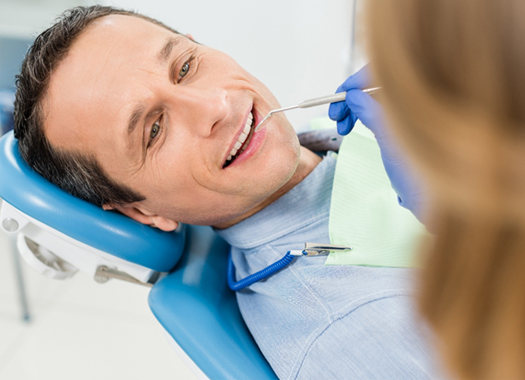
[103,203,179,232]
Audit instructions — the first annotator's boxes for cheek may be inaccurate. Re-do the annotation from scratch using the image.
[141,140,194,201]
[140,139,300,226]
[266,134,300,181]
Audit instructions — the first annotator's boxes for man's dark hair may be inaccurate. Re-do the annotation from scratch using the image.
[14,6,179,206]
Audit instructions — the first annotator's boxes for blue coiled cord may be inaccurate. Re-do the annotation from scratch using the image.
[228,250,296,291]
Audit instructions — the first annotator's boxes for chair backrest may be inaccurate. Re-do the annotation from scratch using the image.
[150,224,278,380]
[0,131,278,379]
[0,131,184,272]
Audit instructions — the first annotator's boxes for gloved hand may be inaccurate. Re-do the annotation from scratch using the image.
[329,66,427,223]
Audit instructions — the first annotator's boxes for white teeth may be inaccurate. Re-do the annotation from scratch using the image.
[226,111,255,163]
[243,114,253,133]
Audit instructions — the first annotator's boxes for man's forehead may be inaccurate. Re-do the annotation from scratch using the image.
[44,14,183,153]
[75,14,181,55]
[89,14,174,38]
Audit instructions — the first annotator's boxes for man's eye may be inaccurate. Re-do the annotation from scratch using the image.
[176,56,195,83]
[179,62,190,79]
[148,120,161,147]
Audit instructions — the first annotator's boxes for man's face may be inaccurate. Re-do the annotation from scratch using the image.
[45,15,300,227]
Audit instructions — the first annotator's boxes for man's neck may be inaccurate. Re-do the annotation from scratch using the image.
[213,146,322,229]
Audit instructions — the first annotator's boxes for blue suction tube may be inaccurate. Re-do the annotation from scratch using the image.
[228,250,296,291]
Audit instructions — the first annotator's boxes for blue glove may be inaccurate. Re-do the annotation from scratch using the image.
[329,66,427,223]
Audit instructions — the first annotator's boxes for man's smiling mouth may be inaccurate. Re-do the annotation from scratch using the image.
[223,111,255,168]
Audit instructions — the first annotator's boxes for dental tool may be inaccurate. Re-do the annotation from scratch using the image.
[254,87,380,132]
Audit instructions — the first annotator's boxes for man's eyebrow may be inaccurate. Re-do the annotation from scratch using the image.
[127,103,146,146]
[157,37,180,63]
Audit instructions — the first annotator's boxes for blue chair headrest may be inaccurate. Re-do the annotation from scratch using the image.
[0,131,185,272]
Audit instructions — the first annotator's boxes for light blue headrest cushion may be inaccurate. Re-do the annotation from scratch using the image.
[0,131,185,272]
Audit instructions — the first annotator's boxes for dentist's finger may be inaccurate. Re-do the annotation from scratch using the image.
[340,65,371,91]
[328,99,349,122]
[336,112,358,135]
[344,89,384,135]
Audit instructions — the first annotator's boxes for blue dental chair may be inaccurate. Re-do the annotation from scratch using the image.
[0,131,277,380]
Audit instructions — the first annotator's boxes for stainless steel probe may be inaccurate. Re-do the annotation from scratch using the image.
[254,87,380,132]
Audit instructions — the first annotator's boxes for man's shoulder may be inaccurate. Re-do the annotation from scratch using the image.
[291,293,435,380]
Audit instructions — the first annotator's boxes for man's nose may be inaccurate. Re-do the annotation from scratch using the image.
[172,87,229,136]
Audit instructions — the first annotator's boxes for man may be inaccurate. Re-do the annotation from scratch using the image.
[14,6,438,379]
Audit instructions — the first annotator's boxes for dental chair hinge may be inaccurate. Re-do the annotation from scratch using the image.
[94,266,155,287]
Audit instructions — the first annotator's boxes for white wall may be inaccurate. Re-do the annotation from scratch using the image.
[1,0,360,129]
[103,0,357,130]
[0,0,98,38]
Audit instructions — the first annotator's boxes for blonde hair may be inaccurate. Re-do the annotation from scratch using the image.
[365,1,525,378]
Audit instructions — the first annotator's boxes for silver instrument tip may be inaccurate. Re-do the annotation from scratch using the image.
[254,113,272,132]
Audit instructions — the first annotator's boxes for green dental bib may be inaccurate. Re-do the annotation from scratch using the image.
[318,118,426,267]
